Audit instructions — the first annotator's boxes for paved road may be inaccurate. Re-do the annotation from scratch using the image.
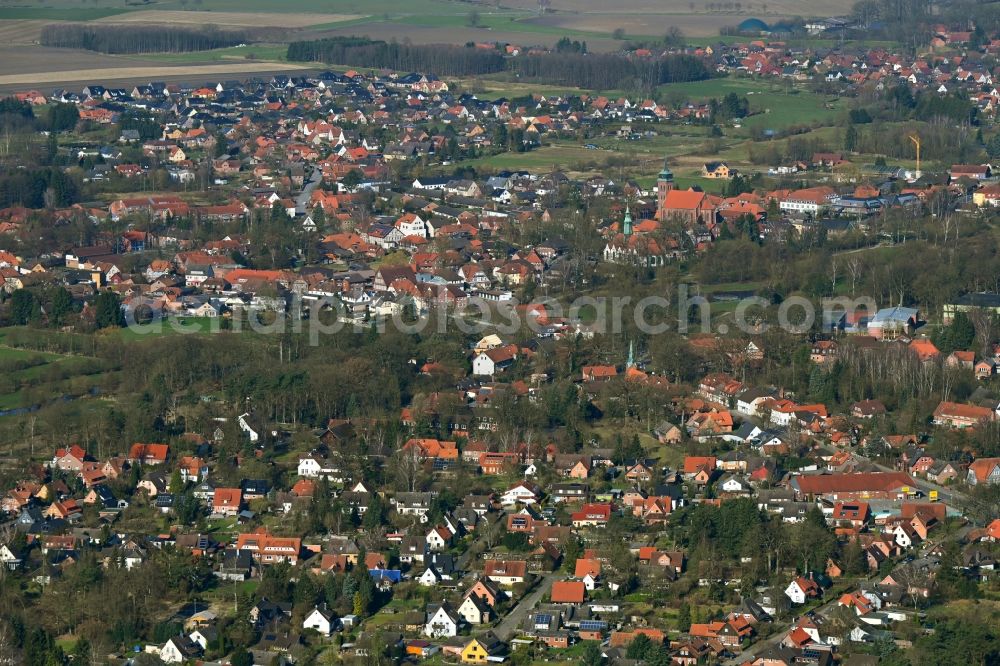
[456,512,505,571]
[494,572,559,640]
[721,594,843,666]
[295,166,323,216]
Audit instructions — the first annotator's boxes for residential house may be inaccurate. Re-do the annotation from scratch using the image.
[303,604,337,636]
[484,560,527,586]
[785,576,822,605]
[212,488,243,516]
[425,602,461,638]
[967,458,1000,486]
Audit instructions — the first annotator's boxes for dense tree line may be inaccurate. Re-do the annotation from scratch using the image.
[851,121,981,163]
[287,37,711,91]
[510,51,710,90]
[287,37,506,77]
[883,85,977,125]
[40,23,251,54]
[0,167,79,208]
[0,97,33,120]
[119,111,160,141]
[672,499,838,580]
[710,92,750,121]
[850,0,934,48]
[0,98,77,136]
[554,36,587,54]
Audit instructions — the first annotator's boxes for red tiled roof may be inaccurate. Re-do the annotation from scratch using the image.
[663,189,706,210]
[128,443,169,462]
[792,472,913,494]
[551,580,585,603]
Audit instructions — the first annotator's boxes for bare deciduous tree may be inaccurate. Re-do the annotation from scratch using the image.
[393,441,423,492]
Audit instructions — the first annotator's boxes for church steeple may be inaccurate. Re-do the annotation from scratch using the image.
[658,158,674,185]
[656,157,674,221]
[627,339,635,369]
[622,205,633,236]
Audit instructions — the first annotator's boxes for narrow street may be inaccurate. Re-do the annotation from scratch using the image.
[456,512,505,571]
[295,166,322,215]
[494,572,559,640]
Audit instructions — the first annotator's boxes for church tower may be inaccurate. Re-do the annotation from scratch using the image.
[622,206,633,237]
[656,158,674,221]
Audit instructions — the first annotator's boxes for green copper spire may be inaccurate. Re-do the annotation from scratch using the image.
[627,339,635,369]
[658,158,674,182]
[623,205,633,236]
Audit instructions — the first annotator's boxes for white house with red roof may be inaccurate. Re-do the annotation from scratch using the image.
[784,576,821,605]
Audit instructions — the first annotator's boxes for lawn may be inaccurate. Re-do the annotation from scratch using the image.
[642,433,686,468]
[741,91,842,132]
[0,345,62,362]
[459,75,627,100]
[456,144,601,172]
[206,515,239,541]
[697,280,767,294]
[54,636,81,653]
[658,77,844,131]
[658,77,789,99]
[584,132,714,159]
[0,338,110,411]
[672,175,728,193]
[116,316,226,341]
[460,134,723,177]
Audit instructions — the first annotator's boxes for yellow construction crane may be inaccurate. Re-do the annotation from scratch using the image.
[909,134,921,179]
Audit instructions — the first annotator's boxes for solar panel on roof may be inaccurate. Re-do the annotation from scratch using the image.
[534,614,552,624]
[579,620,607,630]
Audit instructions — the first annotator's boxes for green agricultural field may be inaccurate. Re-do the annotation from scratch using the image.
[141,44,290,64]
[0,0,452,14]
[0,7,132,20]
[391,11,615,39]
[178,0,449,13]
[302,15,385,31]
[686,34,900,48]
